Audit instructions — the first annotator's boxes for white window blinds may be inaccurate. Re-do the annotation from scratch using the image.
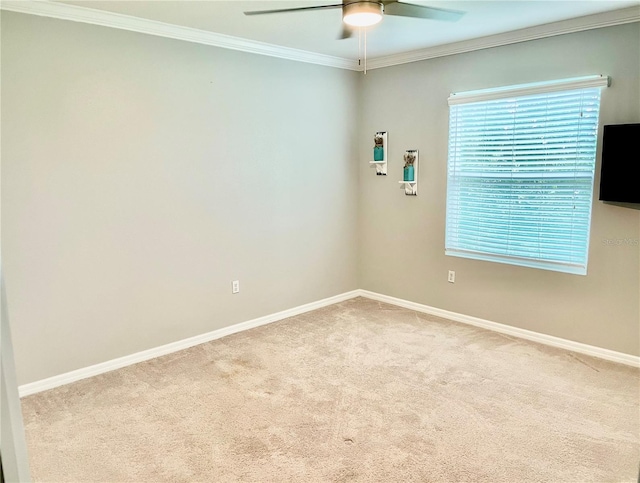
[445,76,608,275]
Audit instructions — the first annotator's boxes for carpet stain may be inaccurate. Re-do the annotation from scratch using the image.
[230,436,270,458]
[569,353,601,372]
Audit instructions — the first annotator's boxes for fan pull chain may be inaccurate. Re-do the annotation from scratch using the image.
[364,29,367,74]
[358,28,362,68]
[357,28,367,74]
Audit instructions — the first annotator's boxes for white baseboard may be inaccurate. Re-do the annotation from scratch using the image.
[18,290,361,397]
[358,289,640,368]
[19,288,639,397]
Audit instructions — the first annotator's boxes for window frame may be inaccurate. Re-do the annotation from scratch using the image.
[445,75,610,275]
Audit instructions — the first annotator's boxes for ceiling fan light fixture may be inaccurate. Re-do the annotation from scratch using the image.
[343,2,383,27]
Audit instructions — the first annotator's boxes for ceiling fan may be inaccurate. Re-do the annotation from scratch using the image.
[244,1,465,39]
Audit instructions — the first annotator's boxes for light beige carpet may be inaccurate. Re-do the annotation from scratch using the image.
[21,297,639,482]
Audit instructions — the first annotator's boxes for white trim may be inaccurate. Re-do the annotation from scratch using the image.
[448,75,609,105]
[18,288,639,397]
[18,290,361,397]
[0,0,359,71]
[445,248,588,276]
[366,6,640,71]
[358,290,640,368]
[0,1,638,72]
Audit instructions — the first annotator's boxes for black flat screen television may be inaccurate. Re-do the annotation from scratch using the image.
[599,123,640,203]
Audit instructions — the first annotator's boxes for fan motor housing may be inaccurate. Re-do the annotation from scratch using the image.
[343,1,384,27]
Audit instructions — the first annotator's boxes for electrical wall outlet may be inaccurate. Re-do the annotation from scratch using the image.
[448,271,455,283]
[232,280,240,294]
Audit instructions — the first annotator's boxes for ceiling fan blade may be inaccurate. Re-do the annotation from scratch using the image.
[244,3,342,16]
[338,25,354,39]
[383,1,464,22]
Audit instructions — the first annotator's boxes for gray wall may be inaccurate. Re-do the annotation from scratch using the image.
[1,12,360,385]
[2,13,639,387]
[359,24,640,356]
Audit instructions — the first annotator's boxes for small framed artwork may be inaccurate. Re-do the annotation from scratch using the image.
[369,131,387,175]
[399,149,418,195]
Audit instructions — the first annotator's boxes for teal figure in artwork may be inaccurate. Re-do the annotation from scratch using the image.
[403,152,415,181]
[374,133,384,161]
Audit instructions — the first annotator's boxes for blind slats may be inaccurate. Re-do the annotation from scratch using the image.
[445,83,602,275]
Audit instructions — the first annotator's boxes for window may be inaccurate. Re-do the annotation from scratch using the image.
[445,75,609,275]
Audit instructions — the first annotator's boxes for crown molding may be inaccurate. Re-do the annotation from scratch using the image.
[1,1,638,72]
[0,0,360,71]
[367,6,640,70]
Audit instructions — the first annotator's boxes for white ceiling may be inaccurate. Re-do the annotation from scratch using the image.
[54,0,640,60]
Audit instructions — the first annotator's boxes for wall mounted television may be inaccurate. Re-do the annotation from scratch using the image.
[599,123,640,204]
